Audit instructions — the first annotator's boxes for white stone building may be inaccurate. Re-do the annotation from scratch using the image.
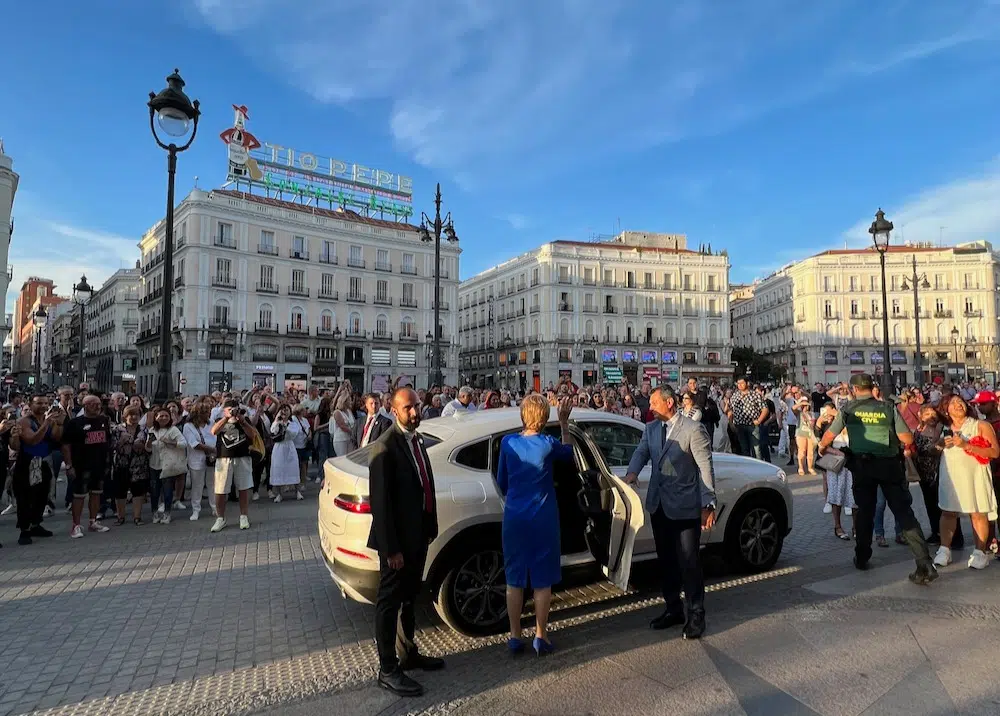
[136,189,460,396]
[84,266,140,393]
[729,283,757,349]
[0,141,16,323]
[755,242,1000,386]
[459,231,732,390]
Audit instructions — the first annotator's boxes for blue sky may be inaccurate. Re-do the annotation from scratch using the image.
[2,0,1000,310]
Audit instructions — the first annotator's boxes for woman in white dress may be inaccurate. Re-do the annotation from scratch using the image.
[269,405,304,502]
[934,394,999,570]
[816,403,854,540]
[330,393,356,458]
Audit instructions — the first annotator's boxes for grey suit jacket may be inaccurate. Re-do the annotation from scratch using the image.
[626,414,716,520]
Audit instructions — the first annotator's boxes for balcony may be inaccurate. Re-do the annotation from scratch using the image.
[318,253,338,266]
[529,304,540,313]
[604,306,617,314]
[347,293,367,304]
[346,327,366,338]
[139,287,164,307]
[623,307,639,315]
[289,248,310,261]
[209,319,237,331]
[348,257,366,269]
[682,309,700,317]
[288,286,310,298]
[433,301,450,311]
[174,276,185,288]
[256,282,280,294]
[374,295,393,306]
[399,332,418,342]
[214,235,237,250]
[122,317,139,327]
[400,265,417,276]
[582,305,598,314]
[284,347,309,362]
[557,276,573,285]
[558,303,574,312]
[286,324,310,336]
[254,322,278,334]
[934,309,954,318]
[531,277,541,287]
[435,268,451,279]
[209,346,234,360]
[372,331,393,342]
[662,308,679,317]
[258,243,279,256]
[212,275,237,289]
[706,311,724,318]
[400,298,418,308]
[965,309,983,318]
[643,307,659,316]
[683,338,699,346]
[375,261,393,273]
[318,289,339,301]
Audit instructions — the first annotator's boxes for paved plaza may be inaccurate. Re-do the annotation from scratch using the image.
[1,470,998,716]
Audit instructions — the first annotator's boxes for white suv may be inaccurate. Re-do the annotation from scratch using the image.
[318,408,792,636]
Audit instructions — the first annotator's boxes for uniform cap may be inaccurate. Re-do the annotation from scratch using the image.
[849,373,875,389]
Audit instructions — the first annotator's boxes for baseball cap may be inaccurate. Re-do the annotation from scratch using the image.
[970,390,997,405]
[849,373,875,389]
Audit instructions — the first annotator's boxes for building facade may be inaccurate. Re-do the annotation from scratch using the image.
[755,242,1000,386]
[49,302,80,389]
[459,231,732,391]
[84,267,140,393]
[136,188,460,396]
[730,283,757,350]
[0,142,16,345]
[11,277,66,387]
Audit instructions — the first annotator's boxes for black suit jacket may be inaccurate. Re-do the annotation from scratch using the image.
[354,412,392,448]
[367,424,439,556]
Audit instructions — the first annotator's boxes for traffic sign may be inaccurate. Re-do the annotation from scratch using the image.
[179,378,187,384]
[3,377,14,384]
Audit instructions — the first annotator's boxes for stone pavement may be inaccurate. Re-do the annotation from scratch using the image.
[0,468,938,716]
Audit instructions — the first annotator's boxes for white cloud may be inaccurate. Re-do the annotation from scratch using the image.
[191,0,1000,183]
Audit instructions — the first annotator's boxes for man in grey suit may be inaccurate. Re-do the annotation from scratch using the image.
[625,385,716,640]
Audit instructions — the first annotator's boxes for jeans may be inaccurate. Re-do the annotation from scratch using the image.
[50,452,71,508]
[149,469,175,514]
[851,455,931,569]
[759,424,772,463]
[734,424,762,461]
[650,508,704,617]
[874,487,902,539]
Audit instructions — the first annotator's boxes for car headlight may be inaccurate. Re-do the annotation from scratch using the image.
[775,468,788,484]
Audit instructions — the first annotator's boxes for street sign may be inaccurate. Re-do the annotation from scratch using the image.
[3,377,13,384]
[179,377,187,385]
[28,377,35,385]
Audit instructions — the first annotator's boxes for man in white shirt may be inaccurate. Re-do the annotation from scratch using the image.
[441,386,477,418]
[300,385,322,415]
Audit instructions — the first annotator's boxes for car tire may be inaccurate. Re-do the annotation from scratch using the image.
[724,494,785,573]
[434,546,508,637]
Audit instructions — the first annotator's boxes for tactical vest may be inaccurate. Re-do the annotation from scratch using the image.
[841,397,898,458]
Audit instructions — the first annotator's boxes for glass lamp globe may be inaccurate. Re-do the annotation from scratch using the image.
[157,107,191,137]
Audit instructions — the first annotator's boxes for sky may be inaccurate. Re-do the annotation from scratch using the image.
[2,0,1000,311]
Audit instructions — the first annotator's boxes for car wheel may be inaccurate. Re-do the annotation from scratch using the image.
[724,496,784,573]
[434,547,508,637]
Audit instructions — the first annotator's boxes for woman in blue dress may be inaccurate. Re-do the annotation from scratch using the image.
[496,393,574,656]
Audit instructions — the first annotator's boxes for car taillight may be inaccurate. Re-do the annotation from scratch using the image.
[334,494,371,514]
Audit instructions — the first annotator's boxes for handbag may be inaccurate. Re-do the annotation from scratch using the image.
[197,427,216,466]
[815,449,846,474]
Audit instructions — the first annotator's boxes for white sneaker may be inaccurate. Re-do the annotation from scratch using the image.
[173,501,187,510]
[239,515,250,530]
[0,503,15,516]
[968,549,990,570]
[296,490,304,501]
[252,492,260,502]
[64,505,73,514]
[157,502,165,513]
[210,517,227,533]
[152,512,163,524]
[43,506,54,517]
[273,493,282,504]
[844,507,853,516]
[160,513,172,525]
[190,510,201,521]
[70,524,84,539]
[933,546,952,567]
[88,520,110,533]
[823,503,832,514]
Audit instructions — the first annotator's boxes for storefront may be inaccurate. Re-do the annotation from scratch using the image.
[582,369,596,387]
[283,370,309,394]
[343,346,366,392]
[371,372,393,393]
[311,363,340,391]
[252,364,277,391]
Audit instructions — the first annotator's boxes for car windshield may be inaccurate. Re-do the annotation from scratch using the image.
[345,431,442,466]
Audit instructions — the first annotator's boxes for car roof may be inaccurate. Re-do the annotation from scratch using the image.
[419,407,638,444]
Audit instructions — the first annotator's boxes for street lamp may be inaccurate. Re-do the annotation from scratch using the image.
[418,183,459,389]
[219,327,231,391]
[33,305,47,390]
[73,275,94,387]
[900,256,931,386]
[424,331,434,388]
[951,326,961,381]
[869,208,894,395]
[149,69,200,402]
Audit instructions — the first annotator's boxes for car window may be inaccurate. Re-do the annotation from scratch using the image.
[454,439,489,471]
[581,421,642,468]
[346,433,441,466]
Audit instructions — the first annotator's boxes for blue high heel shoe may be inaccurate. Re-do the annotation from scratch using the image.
[532,637,555,656]
[507,638,525,656]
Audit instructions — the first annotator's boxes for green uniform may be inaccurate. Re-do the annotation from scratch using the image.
[827,397,910,457]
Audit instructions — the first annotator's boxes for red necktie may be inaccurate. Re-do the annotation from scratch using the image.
[362,416,374,444]
[411,435,433,513]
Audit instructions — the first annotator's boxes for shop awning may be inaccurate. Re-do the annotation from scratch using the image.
[602,366,624,383]
[642,366,660,377]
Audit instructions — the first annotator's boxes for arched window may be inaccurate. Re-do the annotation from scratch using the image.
[625,322,634,342]
[532,319,540,338]
[684,323,694,340]
[213,299,230,327]
[665,323,676,340]
[892,323,902,342]
[290,306,305,330]
[518,322,525,339]
[850,323,860,340]
[400,316,414,339]
[320,309,334,333]
[585,320,594,337]
[376,313,389,337]
[605,321,614,340]
[967,322,975,339]
[936,323,946,342]
[258,303,273,329]
[125,330,136,345]
[560,318,569,337]
[349,312,362,335]
[709,324,719,341]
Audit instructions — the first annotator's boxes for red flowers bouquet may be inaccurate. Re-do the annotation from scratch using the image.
[965,435,991,465]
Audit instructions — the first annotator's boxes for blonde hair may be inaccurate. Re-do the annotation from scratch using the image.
[520,393,549,433]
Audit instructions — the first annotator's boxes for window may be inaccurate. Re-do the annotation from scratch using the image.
[349,312,362,334]
[376,249,390,270]
[965,298,975,313]
[644,272,653,289]
[292,236,306,257]
[321,273,334,295]
[626,271,635,288]
[455,440,490,471]
[213,303,229,325]
[260,265,274,288]
[322,240,336,262]
[320,311,333,332]
[376,314,388,337]
[400,318,414,338]
[850,300,858,317]
[260,230,275,250]
[290,308,304,329]
[683,274,692,291]
[291,269,305,292]
[402,283,414,305]
[533,268,541,285]
[217,222,233,245]
[891,299,900,316]
[849,276,857,292]
[707,275,717,291]
[582,422,642,468]
[402,253,415,273]
[869,276,877,292]
[935,298,945,313]
[350,245,363,266]
[376,279,389,302]
[350,276,362,298]
[663,274,673,290]
[216,258,231,281]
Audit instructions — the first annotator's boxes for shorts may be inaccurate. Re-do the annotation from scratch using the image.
[71,468,107,498]
[113,468,149,500]
[296,448,310,464]
[214,456,253,495]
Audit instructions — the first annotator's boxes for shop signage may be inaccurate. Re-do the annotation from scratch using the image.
[254,364,276,372]
[848,351,865,365]
[601,349,617,363]
[641,350,657,364]
[891,350,907,364]
[871,351,883,364]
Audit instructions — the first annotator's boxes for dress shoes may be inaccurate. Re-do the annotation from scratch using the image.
[377,669,424,697]
[650,610,685,631]
[682,613,706,640]
[399,651,445,672]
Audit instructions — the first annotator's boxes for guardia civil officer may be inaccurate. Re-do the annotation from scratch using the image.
[817,373,937,585]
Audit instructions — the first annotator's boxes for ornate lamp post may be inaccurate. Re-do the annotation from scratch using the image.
[900,256,931,385]
[951,326,961,381]
[148,69,200,402]
[33,305,47,389]
[869,209,894,395]
[73,275,94,387]
[418,184,459,389]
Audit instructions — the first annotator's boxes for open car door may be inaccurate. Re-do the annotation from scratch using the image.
[573,430,645,592]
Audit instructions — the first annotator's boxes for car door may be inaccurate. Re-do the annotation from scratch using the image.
[572,426,645,591]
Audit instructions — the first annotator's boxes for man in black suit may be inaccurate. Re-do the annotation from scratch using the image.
[368,388,443,697]
[354,393,392,449]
